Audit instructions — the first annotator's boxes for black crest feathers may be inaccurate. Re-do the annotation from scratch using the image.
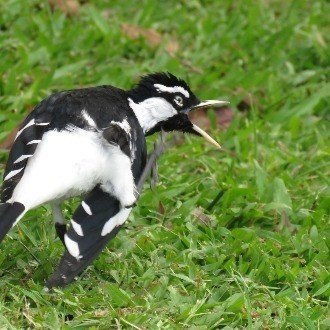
[138,72,190,90]
[128,72,193,102]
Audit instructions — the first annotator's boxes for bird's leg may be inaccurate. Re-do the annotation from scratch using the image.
[150,140,160,190]
[51,202,67,245]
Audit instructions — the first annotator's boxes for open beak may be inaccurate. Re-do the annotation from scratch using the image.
[188,100,230,150]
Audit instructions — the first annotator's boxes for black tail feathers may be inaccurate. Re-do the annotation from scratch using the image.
[0,202,25,243]
[45,227,122,289]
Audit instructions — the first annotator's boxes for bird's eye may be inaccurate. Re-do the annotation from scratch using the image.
[174,95,183,107]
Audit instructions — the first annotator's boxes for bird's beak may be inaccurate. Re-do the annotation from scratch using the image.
[190,100,230,111]
[187,100,230,150]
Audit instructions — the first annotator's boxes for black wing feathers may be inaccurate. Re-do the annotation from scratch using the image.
[103,124,131,157]
[38,86,130,131]
[1,112,52,202]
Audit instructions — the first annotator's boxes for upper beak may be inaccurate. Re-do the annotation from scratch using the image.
[187,100,230,150]
[190,100,230,111]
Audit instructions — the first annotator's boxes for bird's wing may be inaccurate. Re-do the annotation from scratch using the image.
[1,111,52,202]
[45,186,128,288]
[1,86,135,204]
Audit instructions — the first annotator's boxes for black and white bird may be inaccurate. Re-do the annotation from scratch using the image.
[0,72,228,288]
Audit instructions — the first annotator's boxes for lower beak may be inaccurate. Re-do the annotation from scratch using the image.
[189,100,229,150]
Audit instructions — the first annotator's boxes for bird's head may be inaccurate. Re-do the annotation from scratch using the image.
[128,72,229,149]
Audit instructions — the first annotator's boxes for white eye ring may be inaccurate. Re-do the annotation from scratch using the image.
[174,95,183,107]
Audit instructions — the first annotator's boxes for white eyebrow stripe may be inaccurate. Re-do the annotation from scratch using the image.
[154,84,190,98]
[4,168,24,181]
[27,140,41,145]
[14,154,33,164]
[15,119,35,141]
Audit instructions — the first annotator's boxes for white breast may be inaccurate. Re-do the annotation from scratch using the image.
[10,128,126,210]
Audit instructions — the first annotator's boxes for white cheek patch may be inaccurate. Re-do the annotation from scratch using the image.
[154,84,190,98]
[128,97,177,133]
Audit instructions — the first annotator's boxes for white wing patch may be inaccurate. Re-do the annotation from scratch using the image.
[27,140,41,145]
[15,119,35,141]
[110,118,131,135]
[14,154,33,164]
[110,117,136,161]
[154,84,190,98]
[4,168,24,181]
[82,109,97,128]
[101,207,132,236]
[81,201,92,215]
[71,220,84,236]
[64,234,81,259]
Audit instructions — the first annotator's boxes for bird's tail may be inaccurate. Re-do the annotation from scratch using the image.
[0,202,25,243]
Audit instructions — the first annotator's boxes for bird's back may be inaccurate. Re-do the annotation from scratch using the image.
[32,85,135,130]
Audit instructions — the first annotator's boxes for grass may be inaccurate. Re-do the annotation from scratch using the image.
[0,0,329,328]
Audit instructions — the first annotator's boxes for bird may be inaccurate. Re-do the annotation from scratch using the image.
[0,72,228,288]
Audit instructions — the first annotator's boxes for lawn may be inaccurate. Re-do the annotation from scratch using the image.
[0,0,329,328]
